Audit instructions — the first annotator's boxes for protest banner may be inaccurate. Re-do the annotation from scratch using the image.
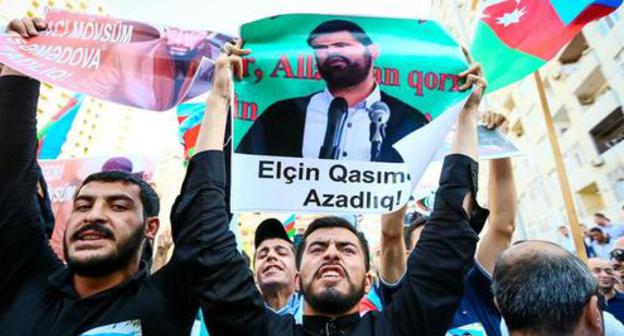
[0,8,231,111]
[40,155,156,260]
[231,14,472,214]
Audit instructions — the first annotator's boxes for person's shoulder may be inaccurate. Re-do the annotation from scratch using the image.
[380,91,412,108]
[379,90,428,124]
[262,93,317,116]
[263,307,299,333]
[615,291,624,301]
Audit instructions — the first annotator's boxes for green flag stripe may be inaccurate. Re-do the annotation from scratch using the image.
[471,21,546,92]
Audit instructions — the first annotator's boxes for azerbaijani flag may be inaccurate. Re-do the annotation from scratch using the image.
[176,103,205,161]
[471,0,623,91]
[415,191,435,215]
[283,214,296,239]
[37,94,85,159]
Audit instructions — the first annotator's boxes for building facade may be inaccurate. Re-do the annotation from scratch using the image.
[433,0,624,242]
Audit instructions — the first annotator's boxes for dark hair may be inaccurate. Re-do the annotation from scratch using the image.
[404,216,427,248]
[589,227,604,234]
[307,20,373,47]
[78,171,160,218]
[295,216,370,272]
[595,213,609,221]
[492,243,597,335]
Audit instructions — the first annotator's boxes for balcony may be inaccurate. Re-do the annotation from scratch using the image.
[562,50,602,96]
[580,89,621,131]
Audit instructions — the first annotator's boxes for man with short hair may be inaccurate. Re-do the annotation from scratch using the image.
[377,112,514,336]
[588,258,624,324]
[590,227,615,259]
[253,218,301,319]
[0,17,249,335]
[493,241,603,336]
[237,19,428,162]
[594,213,624,240]
[200,53,488,335]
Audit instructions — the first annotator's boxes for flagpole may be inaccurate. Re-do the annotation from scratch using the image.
[533,71,588,261]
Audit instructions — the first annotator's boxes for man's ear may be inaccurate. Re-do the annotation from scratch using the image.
[583,296,603,336]
[368,44,380,61]
[295,273,301,292]
[144,217,160,240]
[364,272,374,294]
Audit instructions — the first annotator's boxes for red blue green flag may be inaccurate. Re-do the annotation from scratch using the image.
[283,214,296,239]
[471,0,623,91]
[37,94,85,159]
[176,103,205,161]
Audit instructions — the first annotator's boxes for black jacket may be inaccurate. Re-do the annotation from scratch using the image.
[0,76,227,335]
[199,150,487,334]
[236,91,429,162]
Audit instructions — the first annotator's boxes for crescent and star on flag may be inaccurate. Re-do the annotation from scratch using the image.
[480,0,527,27]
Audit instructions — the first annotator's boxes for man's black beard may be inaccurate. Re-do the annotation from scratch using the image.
[64,223,145,277]
[302,276,366,316]
[318,53,372,89]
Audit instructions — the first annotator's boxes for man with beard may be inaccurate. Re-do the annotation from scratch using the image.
[236,19,428,163]
[200,52,489,335]
[254,218,302,320]
[0,16,249,335]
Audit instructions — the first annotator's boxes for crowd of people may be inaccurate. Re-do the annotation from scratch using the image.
[2,16,624,336]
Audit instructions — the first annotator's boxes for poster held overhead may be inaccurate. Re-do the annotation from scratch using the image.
[231,14,473,214]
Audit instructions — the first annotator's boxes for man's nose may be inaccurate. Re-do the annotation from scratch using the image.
[266,249,278,261]
[84,202,107,223]
[323,242,340,261]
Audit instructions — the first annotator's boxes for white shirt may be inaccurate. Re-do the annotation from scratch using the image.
[500,311,624,336]
[591,239,615,259]
[302,86,381,161]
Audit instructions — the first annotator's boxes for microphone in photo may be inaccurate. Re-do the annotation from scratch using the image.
[319,97,348,159]
[368,101,390,161]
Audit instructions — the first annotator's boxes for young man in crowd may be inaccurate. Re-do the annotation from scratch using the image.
[588,258,624,324]
[253,218,302,320]
[594,213,624,240]
[377,112,514,336]
[589,227,615,259]
[0,17,248,335]
[197,43,490,334]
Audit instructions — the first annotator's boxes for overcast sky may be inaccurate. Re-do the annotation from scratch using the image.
[106,0,431,36]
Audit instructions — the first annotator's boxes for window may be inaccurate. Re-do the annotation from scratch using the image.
[597,10,621,35]
[590,107,624,154]
[548,171,559,194]
[538,136,551,162]
[553,106,571,135]
[563,144,587,173]
[616,49,624,77]
[608,167,624,202]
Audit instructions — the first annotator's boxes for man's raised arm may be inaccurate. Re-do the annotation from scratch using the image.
[477,113,516,274]
[0,17,61,305]
[379,206,407,285]
[382,61,489,335]
[164,42,270,336]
